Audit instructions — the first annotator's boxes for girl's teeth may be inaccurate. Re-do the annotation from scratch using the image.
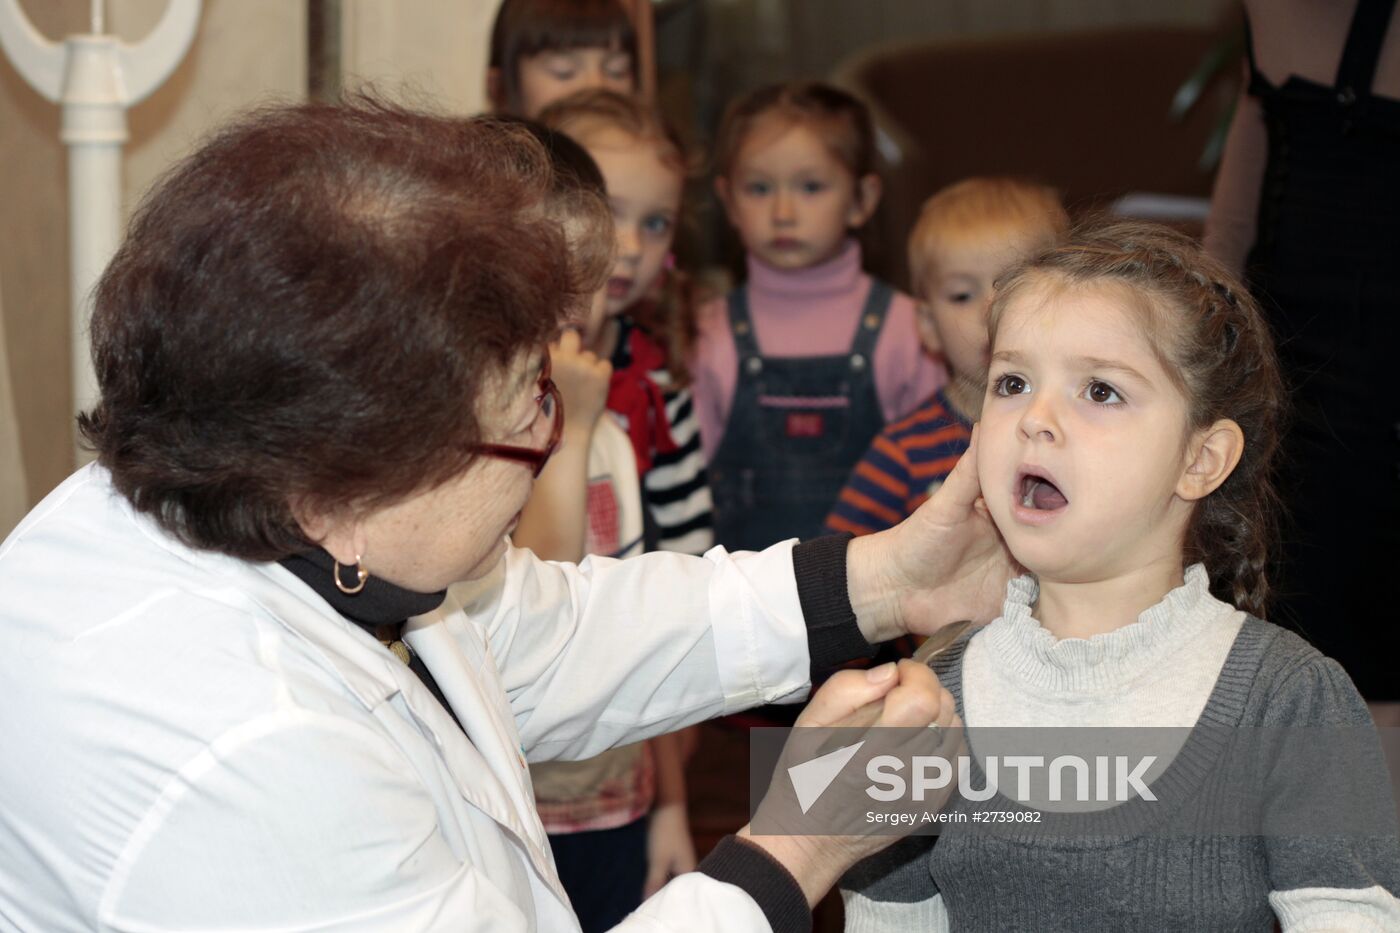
[1022,485,1035,508]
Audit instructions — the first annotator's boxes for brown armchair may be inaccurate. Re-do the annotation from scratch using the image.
[833,26,1227,286]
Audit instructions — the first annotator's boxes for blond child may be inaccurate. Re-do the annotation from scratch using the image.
[826,177,1068,537]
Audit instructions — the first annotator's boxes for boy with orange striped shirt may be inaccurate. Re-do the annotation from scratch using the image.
[826,177,1068,536]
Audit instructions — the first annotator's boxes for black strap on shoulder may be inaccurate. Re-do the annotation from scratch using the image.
[1242,9,1272,97]
[1335,0,1398,101]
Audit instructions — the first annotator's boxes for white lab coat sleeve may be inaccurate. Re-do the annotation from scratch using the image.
[450,540,813,762]
[98,708,533,932]
[614,874,777,931]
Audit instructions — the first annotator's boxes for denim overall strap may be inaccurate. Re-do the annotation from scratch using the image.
[710,280,895,551]
[848,279,893,366]
[725,284,763,365]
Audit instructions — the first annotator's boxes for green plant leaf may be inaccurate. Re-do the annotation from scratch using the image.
[1170,31,1245,120]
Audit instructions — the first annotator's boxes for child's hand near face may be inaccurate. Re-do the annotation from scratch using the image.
[514,329,613,563]
[550,328,613,441]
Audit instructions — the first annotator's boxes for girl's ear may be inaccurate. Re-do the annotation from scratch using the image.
[913,303,942,356]
[1177,418,1244,501]
[847,173,883,228]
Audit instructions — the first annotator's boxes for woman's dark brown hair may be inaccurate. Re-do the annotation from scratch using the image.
[713,80,877,181]
[989,220,1287,618]
[79,97,611,561]
[488,0,637,115]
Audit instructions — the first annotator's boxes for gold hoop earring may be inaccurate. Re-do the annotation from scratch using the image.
[334,557,368,595]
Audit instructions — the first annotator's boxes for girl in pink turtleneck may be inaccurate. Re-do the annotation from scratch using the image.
[691,81,944,552]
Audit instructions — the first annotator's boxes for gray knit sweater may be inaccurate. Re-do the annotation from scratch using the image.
[841,571,1400,932]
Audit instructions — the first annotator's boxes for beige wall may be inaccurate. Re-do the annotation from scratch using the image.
[0,0,305,529]
[0,270,26,533]
[0,0,505,534]
[117,0,306,212]
[341,0,501,114]
[0,1,83,528]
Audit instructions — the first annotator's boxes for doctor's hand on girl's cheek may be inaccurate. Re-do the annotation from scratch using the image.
[848,424,1018,643]
[549,329,612,440]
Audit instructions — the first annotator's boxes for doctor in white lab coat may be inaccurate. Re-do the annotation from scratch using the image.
[0,99,1009,932]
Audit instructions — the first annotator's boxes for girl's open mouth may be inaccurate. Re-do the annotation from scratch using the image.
[1016,468,1069,514]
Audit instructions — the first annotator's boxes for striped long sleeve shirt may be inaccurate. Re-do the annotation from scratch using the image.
[825,389,973,537]
[610,316,715,556]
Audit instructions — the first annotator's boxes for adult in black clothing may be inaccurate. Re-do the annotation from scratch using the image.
[1206,0,1400,710]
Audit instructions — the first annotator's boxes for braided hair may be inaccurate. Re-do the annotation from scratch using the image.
[988,221,1287,619]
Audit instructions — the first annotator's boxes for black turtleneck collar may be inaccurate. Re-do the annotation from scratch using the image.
[279,548,447,634]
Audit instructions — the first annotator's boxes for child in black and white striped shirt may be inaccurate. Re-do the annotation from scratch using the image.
[538,89,714,558]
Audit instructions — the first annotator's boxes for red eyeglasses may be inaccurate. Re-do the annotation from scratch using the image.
[472,352,563,478]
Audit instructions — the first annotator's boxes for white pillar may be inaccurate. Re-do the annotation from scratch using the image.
[0,0,200,464]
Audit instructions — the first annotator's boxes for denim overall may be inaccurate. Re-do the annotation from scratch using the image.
[710,280,893,551]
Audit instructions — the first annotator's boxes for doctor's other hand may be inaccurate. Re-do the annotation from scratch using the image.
[737,660,960,908]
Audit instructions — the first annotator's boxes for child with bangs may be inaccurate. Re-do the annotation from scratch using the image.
[692,81,945,552]
[826,177,1068,538]
[841,221,1400,931]
[487,0,637,119]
